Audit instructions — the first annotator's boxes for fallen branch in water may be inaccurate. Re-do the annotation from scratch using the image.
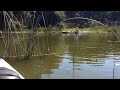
[2,53,63,58]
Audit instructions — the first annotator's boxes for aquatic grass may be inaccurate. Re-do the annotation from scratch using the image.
[2,11,27,58]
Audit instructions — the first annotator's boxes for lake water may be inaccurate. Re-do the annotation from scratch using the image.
[0,32,120,79]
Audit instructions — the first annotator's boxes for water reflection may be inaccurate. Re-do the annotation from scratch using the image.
[0,32,120,79]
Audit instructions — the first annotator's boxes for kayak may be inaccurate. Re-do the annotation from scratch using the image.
[0,58,24,79]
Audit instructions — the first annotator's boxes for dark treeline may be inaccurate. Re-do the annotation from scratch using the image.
[0,11,120,31]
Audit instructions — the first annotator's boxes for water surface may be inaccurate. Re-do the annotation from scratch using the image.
[0,32,120,79]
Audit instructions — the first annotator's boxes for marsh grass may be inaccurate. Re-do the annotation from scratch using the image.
[61,26,110,33]
[61,25,120,33]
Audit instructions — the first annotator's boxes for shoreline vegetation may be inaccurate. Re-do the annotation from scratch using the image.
[0,26,120,33]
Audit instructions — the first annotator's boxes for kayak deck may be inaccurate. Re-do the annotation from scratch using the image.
[0,58,24,79]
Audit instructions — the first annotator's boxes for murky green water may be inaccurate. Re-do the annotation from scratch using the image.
[0,32,120,79]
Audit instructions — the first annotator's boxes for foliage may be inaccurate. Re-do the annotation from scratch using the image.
[0,11,120,31]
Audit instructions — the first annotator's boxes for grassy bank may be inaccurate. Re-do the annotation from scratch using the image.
[1,26,120,33]
[61,26,120,33]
